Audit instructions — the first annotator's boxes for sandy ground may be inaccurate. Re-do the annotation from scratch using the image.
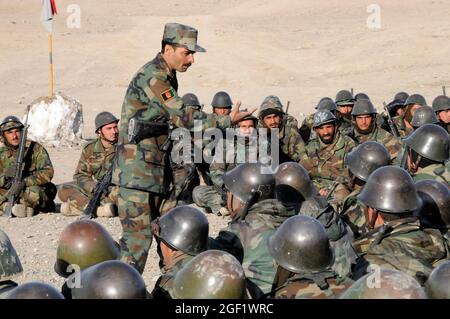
[0,0,449,292]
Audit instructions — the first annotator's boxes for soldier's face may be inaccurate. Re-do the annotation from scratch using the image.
[263,114,281,129]
[238,119,255,136]
[3,128,21,147]
[355,115,374,132]
[339,105,353,114]
[100,122,119,144]
[437,109,450,124]
[164,45,195,72]
[396,107,405,117]
[315,124,336,144]
[214,108,231,116]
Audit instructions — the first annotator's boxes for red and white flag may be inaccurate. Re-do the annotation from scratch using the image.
[40,0,57,33]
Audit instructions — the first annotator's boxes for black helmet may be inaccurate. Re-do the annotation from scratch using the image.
[355,93,370,101]
[405,94,427,107]
[425,261,450,299]
[432,95,450,113]
[344,141,391,182]
[316,98,338,113]
[312,110,337,128]
[95,111,119,133]
[404,124,449,162]
[211,91,232,108]
[351,99,377,116]
[410,106,439,128]
[0,115,24,132]
[339,268,426,299]
[335,90,355,106]
[55,220,120,277]
[357,166,422,213]
[394,92,409,104]
[6,282,64,299]
[274,162,317,205]
[71,260,147,299]
[416,179,450,228]
[223,162,275,203]
[182,93,201,109]
[0,229,23,281]
[172,250,247,299]
[157,206,209,256]
[268,215,333,273]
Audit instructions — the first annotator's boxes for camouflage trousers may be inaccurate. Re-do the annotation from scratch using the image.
[192,185,225,215]
[0,183,57,215]
[57,182,119,213]
[117,187,175,274]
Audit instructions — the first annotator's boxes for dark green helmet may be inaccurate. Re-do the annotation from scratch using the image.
[211,91,232,108]
[268,215,333,273]
[95,111,119,133]
[410,106,439,128]
[344,141,391,182]
[172,250,246,299]
[355,93,370,101]
[0,229,23,281]
[182,93,201,109]
[404,124,450,162]
[71,260,146,299]
[416,179,450,228]
[405,93,427,107]
[357,166,422,213]
[432,95,450,113]
[157,206,209,256]
[351,99,377,116]
[316,98,338,113]
[0,115,24,132]
[394,91,409,103]
[6,282,64,299]
[425,261,450,299]
[339,268,426,299]
[223,162,275,203]
[274,162,317,205]
[335,90,355,106]
[55,220,120,277]
[259,95,284,119]
[312,110,337,128]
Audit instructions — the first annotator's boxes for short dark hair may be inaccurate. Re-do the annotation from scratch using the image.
[161,40,182,53]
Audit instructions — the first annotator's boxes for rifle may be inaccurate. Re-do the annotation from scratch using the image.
[127,118,169,144]
[285,101,291,114]
[80,158,115,220]
[5,106,31,218]
[350,88,354,96]
[443,86,447,96]
[326,181,340,201]
[383,102,401,139]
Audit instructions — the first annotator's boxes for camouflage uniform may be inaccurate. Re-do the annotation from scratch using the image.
[270,266,353,299]
[338,186,367,238]
[58,138,118,213]
[392,115,413,138]
[0,140,56,214]
[411,162,450,186]
[301,131,356,194]
[352,217,449,284]
[215,199,294,298]
[112,31,231,273]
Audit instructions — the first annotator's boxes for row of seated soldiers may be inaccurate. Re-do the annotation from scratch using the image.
[2,159,449,299]
[0,89,449,219]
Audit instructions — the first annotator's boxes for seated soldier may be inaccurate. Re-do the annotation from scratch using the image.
[352,166,448,284]
[392,93,427,138]
[339,141,391,237]
[150,206,209,299]
[403,124,449,185]
[213,162,295,298]
[410,105,440,130]
[300,110,356,203]
[432,95,450,133]
[0,116,56,217]
[193,112,261,217]
[267,215,354,299]
[334,89,355,131]
[58,112,119,217]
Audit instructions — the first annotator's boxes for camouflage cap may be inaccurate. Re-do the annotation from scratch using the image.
[0,115,24,132]
[259,95,284,119]
[163,23,206,53]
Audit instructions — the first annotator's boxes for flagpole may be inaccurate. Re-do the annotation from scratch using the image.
[48,33,54,97]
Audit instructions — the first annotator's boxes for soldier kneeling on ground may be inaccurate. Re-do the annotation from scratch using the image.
[58,112,119,217]
[0,116,56,217]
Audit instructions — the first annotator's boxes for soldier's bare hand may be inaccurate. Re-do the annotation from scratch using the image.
[230,101,257,124]
[318,188,328,196]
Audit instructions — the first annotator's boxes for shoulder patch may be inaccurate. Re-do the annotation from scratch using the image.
[161,88,175,102]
